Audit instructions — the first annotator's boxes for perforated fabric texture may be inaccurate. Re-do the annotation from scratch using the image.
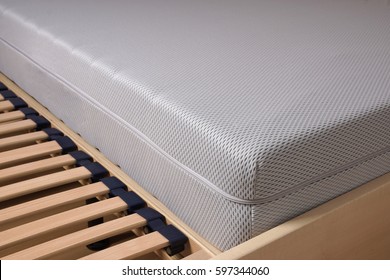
[0,41,253,250]
[1,0,390,250]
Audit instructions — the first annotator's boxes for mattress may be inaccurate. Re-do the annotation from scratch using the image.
[1,0,390,250]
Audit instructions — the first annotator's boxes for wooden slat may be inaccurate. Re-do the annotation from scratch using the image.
[0,182,109,225]
[0,166,92,202]
[0,131,48,151]
[0,168,86,201]
[0,110,25,123]
[4,214,147,260]
[0,140,62,169]
[0,119,36,137]
[0,100,14,112]
[0,196,128,251]
[0,154,75,184]
[80,231,169,260]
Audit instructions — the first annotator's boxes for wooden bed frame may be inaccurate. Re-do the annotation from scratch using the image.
[0,72,389,260]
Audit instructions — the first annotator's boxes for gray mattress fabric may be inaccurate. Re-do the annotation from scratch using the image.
[1,0,390,250]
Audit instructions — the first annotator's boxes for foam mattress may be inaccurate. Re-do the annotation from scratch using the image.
[1,0,390,250]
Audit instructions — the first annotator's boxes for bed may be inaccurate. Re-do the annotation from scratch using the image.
[0,0,390,257]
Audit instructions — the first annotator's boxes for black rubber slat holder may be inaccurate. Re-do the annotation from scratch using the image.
[42,128,64,139]
[52,136,78,154]
[158,225,189,256]
[26,115,51,130]
[8,97,27,109]
[0,90,17,99]
[79,161,109,182]
[109,188,146,214]
[0,82,7,91]
[101,177,127,192]
[143,217,188,256]
[69,151,93,165]
[136,207,165,224]
[19,107,38,116]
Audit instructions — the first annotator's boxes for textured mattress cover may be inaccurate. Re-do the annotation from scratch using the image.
[1,0,390,250]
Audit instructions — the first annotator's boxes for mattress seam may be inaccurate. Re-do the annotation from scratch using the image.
[2,36,390,205]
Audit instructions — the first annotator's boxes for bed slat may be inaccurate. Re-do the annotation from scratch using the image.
[0,182,110,225]
[0,154,76,184]
[0,197,128,251]
[0,166,92,202]
[3,214,147,260]
[0,131,49,151]
[0,110,25,123]
[0,100,15,112]
[0,119,36,136]
[0,141,63,169]
[80,231,169,260]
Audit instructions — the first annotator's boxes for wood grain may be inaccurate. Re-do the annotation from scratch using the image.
[3,213,147,260]
[0,110,25,123]
[0,182,109,225]
[0,166,92,202]
[0,196,128,251]
[80,231,169,260]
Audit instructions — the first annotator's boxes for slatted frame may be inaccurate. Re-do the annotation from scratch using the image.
[0,77,218,260]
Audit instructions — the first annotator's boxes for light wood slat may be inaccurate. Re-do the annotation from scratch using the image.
[0,196,128,251]
[4,214,147,260]
[0,119,36,137]
[0,154,75,184]
[0,166,92,202]
[0,131,48,151]
[0,182,109,225]
[80,231,169,260]
[0,110,25,123]
[0,100,14,112]
[0,140,62,169]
